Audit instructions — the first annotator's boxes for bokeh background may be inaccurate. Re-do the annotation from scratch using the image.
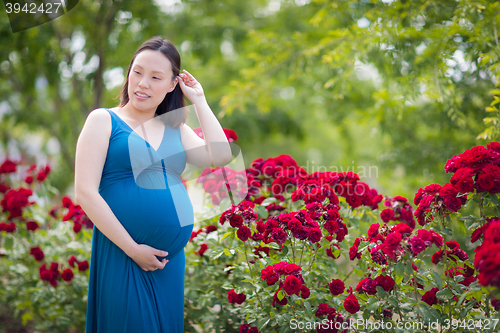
[0,0,498,207]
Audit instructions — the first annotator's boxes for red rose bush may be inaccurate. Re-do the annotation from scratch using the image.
[183,143,500,332]
[0,160,92,331]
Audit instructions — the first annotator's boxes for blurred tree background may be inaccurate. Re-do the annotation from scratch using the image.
[0,0,499,199]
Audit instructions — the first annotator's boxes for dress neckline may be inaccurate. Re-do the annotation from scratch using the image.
[106,108,167,152]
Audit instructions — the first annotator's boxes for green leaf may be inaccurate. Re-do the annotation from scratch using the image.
[376,286,388,298]
[282,245,289,256]
[212,250,224,260]
[387,296,398,308]
[431,270,443,289]
[435,288,454,301]
[220,231,232,242]
[21,311,33,326]
[395,262,404,277]
[366,300,382,311]
[277,289,285,301]
[304,301,312,317]
[258,317,271,331]
[405,262,414,275]
[4,237,13,250]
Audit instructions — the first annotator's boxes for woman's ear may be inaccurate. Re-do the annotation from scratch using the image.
[167,77,179,93]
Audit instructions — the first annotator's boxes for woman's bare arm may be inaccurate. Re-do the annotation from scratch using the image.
[179,98,232,168]
[74,109,168,271]
[177,70,232,168]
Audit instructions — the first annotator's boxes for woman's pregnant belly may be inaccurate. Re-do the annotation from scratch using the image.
[99,174,194,260]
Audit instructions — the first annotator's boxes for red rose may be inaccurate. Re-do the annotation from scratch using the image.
[26,221,39,231]
[197,243,208,256]
[0,159,17,174]
[328,279,345,296]
[443,196,462,212]
[300,285,310,299]
[272,289,288,308]
[392,223,413,236]
[375,275,395,292]
[30,247,45,261]
[260,266,274,280]
[367,223,380,238]
[36,170,47,182]
[284,263,302,275]
[4,222,16,233]
[326,244,340,259]
[414,188,426,205]
[380,209,395,222]
[409,236,427,255]
[78,260,89,271]
[361,278,378,295]
[73,222,82,233]
[477,173,495,191]
[315,303,335,317]
[24,175,33,184]
[307,227,322,243]
[424,184,442,195]
[239,324,250,333]
[422,287,439,305]
[287,218,301,233]
[439,183,458,197]
[266,272,279,286]
[68,255,78,268]
[431,250,444,264]
[237,226,251,242]
[271,227,288,244]
[62,196,73,208]
[344,294,360,314]
[227,289,246,304]
[61,268,74,282]
[40,269,54,281]
[205,225,217,233]
[384,232,402,250]
[283,275,302,295]
[229,214,243,228]
[0,183,10,193]
[455,177,475,193]
[1,187,33,218]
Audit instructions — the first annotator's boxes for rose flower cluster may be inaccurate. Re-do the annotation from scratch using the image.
[473,217,500,288]
[37,255,89,288]
[380,195,415,228]
[260,262,310,308]
[196,166,248,206]
[415,142,500,225]
[61,195,93,233]
[349,220,443,266]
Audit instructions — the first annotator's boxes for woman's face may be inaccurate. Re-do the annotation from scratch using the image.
[127,49,177,113]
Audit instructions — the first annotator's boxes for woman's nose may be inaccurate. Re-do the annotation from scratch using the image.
[139,78,149,88]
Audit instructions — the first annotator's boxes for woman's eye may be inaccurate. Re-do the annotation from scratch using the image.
[134,71,141,75]
[153,77,160,80]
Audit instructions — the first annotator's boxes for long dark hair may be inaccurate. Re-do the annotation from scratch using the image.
[116,36,188,128]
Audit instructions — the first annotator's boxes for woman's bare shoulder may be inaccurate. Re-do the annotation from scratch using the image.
[78,108,112,143]
[87,108,111,121]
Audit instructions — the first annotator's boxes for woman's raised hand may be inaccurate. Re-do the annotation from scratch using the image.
[177,69,205,103]
[127,243,169,271]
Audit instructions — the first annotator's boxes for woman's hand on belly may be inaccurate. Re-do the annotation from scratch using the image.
[127,243,169,271]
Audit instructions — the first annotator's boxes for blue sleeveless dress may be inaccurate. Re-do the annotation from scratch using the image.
[85,108,194,333]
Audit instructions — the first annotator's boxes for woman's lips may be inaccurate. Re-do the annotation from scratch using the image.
[135,92,150,100]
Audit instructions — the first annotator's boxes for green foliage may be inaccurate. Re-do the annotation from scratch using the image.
[0,176,91,332]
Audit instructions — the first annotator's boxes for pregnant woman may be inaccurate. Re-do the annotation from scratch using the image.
[75,36,232,332]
